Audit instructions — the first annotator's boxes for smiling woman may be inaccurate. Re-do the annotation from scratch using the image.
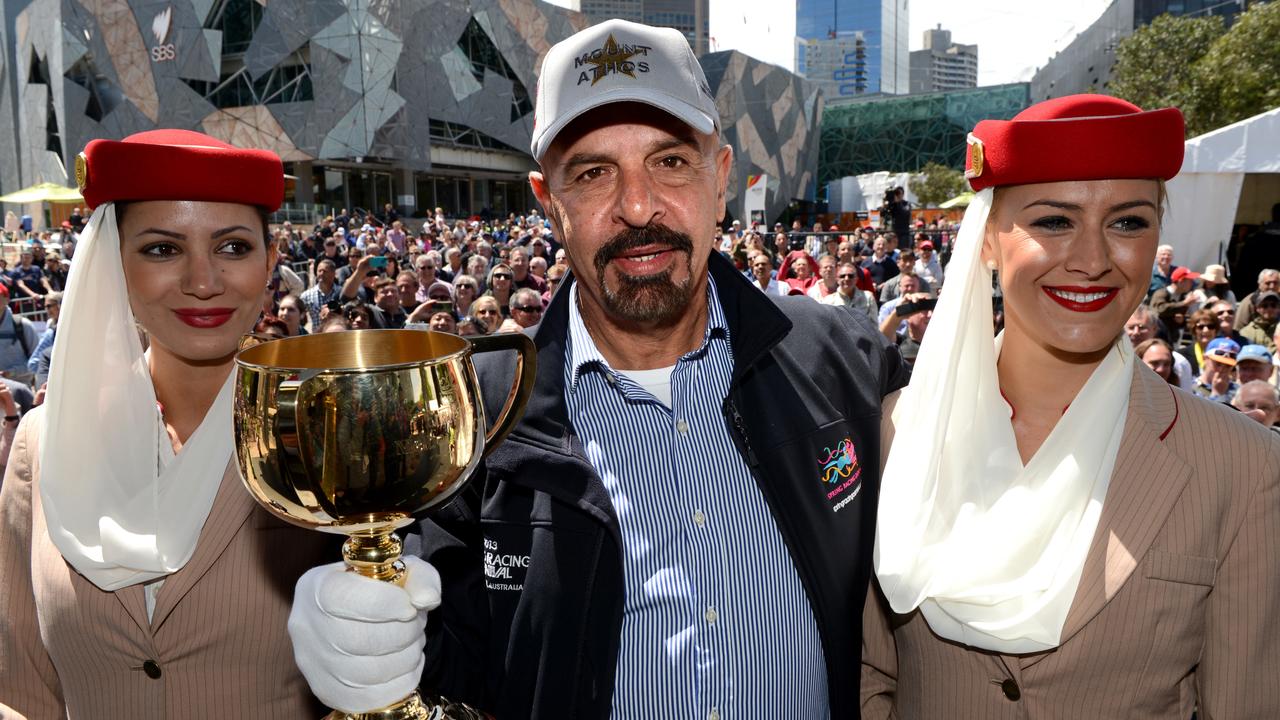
[0,130,333,718]
[868,96,1280,718]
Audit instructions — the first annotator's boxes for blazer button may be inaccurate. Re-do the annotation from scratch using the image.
[142,660,162,679]
[1001,678,1021,701]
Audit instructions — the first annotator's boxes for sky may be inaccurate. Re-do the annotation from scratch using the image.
[546,0,1115,87]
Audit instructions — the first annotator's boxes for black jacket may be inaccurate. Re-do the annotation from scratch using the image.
[410,252,909,718]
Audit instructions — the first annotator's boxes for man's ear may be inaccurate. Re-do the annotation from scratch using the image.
[715,144,733,223]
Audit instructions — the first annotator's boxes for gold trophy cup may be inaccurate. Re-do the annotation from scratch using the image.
[234,329,535,719]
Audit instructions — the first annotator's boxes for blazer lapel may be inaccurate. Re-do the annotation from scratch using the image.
[1022,365,1190,668]
[149,459,256,630]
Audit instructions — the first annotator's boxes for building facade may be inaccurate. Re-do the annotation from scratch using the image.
[3,0,817,225]
[703,49,824,222]
[819,82,1028,188]
[908,25,976,94]
[581,0,707,54]
[795,0,908,96]
[1030,0,1254,102]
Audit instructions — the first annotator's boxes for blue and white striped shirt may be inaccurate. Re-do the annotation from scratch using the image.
[564,280,829,720]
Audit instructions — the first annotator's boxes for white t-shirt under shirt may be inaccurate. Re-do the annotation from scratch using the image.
[615,365,676,408]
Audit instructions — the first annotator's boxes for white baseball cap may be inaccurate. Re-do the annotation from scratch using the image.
[531,19,719,162]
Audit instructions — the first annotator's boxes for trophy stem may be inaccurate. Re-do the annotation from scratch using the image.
[329,531,427,720]
[342,531,407,584]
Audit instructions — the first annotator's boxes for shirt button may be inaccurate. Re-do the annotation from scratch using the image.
[605,374,617,385]
[1001,678,1021,701]
[704,606,718,625]
[708,708,720,720]
[693,509,706,528]
[676,419,689,435]
[142,660,162,679]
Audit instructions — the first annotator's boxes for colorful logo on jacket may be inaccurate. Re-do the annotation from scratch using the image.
[820,437,862,513]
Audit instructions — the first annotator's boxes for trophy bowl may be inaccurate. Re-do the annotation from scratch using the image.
[234,328,534,719]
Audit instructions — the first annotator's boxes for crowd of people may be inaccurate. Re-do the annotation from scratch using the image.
[0,16,1276,720]
[1129,249,1280,429]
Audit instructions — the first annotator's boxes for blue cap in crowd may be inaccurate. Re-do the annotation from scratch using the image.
[1205,337,1241,366]
[1237,344,1272,366]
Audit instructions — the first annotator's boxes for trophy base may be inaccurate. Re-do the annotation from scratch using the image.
[324,692,488,720]
[324,692,427,720]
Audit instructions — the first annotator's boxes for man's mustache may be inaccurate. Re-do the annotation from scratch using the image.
[593,224,694,277]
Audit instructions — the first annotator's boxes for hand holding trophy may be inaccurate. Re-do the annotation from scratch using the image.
[234,329,535,719]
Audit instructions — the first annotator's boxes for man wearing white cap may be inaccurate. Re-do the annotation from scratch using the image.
[287,19,907,719]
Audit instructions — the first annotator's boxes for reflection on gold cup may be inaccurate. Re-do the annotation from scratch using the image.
[234,329,534,720]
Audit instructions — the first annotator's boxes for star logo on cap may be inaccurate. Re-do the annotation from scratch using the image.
[587,34,639,86]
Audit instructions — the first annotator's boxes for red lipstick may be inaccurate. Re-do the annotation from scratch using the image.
[173,307,236,328]
[1042,286,1120,313]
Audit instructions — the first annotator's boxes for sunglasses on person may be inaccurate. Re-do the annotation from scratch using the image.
[838,273,857,279]
[476,308,499,316]
[419,264,436,271]
[456,283,477,291]
[492,272,513,280]
[1195,323,1216,330]
[514,304,543,313]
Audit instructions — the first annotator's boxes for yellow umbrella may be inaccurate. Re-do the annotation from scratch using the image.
[0,182,84,203]
[939,192,974,209]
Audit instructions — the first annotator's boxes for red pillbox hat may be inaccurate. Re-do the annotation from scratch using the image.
[965,95,1185,192]
[76,129,284,212]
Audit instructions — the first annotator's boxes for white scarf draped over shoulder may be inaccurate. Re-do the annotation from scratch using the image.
[39,204,234,592]
[873,188,1134,654]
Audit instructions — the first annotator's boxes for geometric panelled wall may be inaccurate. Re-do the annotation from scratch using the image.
[703,49,824,223]
[5,0,823,222]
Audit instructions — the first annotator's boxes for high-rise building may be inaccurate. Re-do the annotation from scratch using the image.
[795,0,909,97]
[796,32,869,97]
[580,0,708,54]
[1030,0,1254,102]
[908,25,977,94]
[579,0,644,24]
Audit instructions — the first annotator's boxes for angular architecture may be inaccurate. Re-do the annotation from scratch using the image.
[4,0,819,225]
[703,49,824,223]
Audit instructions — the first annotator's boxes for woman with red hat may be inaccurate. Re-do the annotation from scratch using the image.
[866,96,1279,717]
[0,130,331,716]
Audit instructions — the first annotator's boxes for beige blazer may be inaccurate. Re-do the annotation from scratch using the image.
[863,364,1280,719]
[0,408,334,719]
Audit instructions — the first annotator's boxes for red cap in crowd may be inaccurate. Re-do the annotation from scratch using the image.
[965,95,1185,192]
[76,129,285,212]
[1171,267,1201,282]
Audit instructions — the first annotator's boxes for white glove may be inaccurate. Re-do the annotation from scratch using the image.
[289,555,442,713]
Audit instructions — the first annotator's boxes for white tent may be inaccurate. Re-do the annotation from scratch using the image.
[1164,106,1280,272]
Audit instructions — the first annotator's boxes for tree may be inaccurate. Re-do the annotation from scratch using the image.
[1190,1,1280,136]
[1110,2,1280,137]
[1109,13,1225,124]
[912,162,966,208]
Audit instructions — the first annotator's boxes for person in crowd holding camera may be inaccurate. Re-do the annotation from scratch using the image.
[867,95,1279,718]
[0,130,332,717]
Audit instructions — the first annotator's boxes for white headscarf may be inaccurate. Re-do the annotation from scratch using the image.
[874,188,1134,654]
[39,204,235,592]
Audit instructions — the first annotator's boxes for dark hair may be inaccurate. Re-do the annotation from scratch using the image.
[254,316,289,336]
[1134,338,1176,385]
